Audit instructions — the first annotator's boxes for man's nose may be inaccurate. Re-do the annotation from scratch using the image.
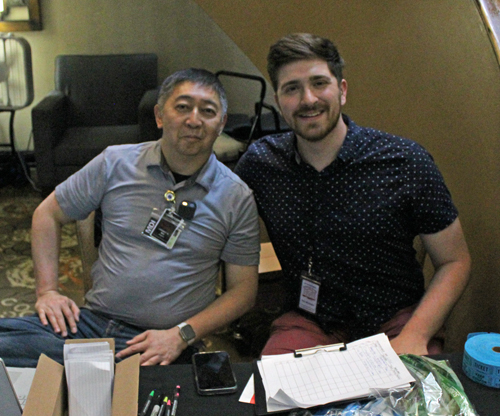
[301,87,318,106]
[185,109,202,127]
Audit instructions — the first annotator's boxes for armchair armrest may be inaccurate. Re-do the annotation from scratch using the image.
[138,87,161,142]
[32,90,69,190]
[32,90,68,147]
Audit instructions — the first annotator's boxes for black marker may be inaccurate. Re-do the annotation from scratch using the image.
[171,385,180,416]
[139,390,155,416]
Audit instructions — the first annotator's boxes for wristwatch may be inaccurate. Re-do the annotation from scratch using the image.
[177,322,196,345]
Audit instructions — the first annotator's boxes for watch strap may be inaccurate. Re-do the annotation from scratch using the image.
[177,322,196,345]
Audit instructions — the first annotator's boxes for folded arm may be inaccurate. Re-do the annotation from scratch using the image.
[390,217,471,355]
[117,262,259,365]
[32,191,81,336]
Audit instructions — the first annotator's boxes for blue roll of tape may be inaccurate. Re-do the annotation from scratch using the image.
[462,332,500,388]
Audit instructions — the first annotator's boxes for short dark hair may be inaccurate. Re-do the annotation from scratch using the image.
[157,68,228,117]
[267,33,345,91]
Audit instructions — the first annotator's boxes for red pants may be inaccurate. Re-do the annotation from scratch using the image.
[261,307,444,356]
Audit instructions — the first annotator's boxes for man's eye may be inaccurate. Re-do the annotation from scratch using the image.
[313,80,329,88]
[176,104,190,111]
[202,108,216,115]
[283,85,298,95]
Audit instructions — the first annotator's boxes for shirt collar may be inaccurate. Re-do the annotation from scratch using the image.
[144,139,164,167]
[192,153,218,191]
[336,114,364,162]
[145,140,217,191]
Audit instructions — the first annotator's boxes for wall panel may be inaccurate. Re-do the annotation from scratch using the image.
[195,0,500,351]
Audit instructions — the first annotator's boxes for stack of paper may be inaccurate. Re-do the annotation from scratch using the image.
[64,342,115,416]
[257,333,415,413]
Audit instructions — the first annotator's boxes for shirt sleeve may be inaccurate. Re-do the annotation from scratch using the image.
[219,181,261,266]
[408,145,458,235]
[55,152,108,220]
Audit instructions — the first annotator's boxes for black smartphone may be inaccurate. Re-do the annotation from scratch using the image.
[192,351,237,395]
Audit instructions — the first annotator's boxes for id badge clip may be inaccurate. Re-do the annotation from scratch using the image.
[298,257,321,315]
[142,207,185,250]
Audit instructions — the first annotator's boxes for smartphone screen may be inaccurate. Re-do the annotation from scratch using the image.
[192,351,237,395]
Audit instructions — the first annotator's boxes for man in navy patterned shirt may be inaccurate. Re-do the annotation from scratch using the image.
[235,33,471,356]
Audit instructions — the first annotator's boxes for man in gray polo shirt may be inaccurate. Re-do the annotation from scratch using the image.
[0,68,260,367]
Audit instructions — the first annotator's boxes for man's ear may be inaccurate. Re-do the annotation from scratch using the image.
[219,113,228,135]
[340,79,348,106]
[154,104,163,128]
[274,93,283,115]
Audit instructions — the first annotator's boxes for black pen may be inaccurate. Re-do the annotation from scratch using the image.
[158,396,169,416]
[139,390,155,416]
[171,385,180,416]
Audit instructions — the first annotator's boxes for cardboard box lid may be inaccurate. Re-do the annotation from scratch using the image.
[22,339,139,416]
[23,353,66,416]
[112,354,140,416]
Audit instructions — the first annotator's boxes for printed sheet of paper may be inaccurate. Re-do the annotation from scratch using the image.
[258,333,415,412]
[6,367,36,409]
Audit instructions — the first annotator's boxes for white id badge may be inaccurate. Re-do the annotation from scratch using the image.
[298,272,321,315]
[142,208,185,249]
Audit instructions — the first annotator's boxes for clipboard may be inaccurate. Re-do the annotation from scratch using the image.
[253,344,347,415]
[252,334,415,415]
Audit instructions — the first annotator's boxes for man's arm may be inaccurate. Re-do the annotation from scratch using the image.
[116,262,259,365]
[32,191,80,336]
[390,217,471,355]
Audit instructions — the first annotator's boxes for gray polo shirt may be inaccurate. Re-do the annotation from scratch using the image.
[56,140,260,329]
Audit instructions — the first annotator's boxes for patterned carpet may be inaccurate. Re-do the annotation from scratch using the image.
[0,183,85,318]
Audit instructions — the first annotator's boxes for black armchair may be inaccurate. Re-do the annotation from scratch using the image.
[32,54,159,196]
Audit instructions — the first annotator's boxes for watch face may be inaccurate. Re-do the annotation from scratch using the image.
[181,324,196,342]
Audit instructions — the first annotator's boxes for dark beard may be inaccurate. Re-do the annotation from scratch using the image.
[294,108,341,143]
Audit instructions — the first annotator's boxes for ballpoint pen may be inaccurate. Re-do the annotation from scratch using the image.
[139,390,155,416]
[294,342,347,357]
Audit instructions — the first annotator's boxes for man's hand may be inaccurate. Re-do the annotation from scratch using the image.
[389,333,429,356]
[116,328,186,365]
[35,290,80,337]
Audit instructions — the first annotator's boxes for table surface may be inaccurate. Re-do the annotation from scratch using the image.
[138,353,498,416]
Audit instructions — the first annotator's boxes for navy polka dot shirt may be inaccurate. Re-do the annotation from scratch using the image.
[235,115,458,339]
